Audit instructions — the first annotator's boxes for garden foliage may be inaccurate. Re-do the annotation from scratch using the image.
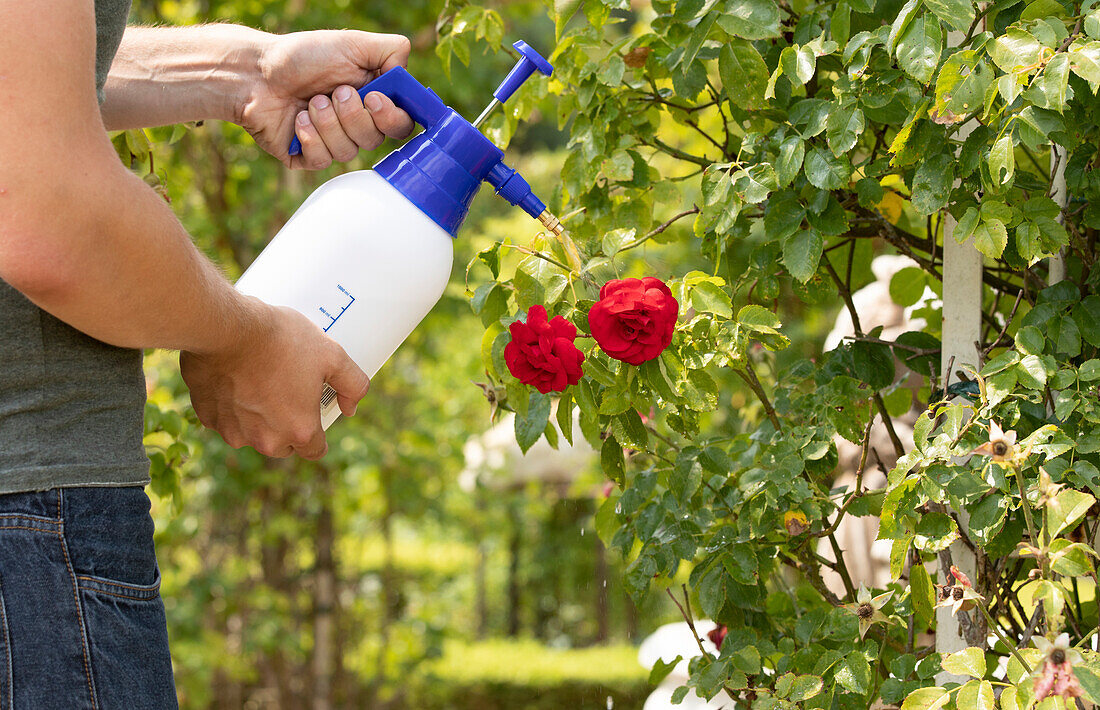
[450,0,1100,705]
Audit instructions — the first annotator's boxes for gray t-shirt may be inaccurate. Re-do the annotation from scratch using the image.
[0,0,149,493]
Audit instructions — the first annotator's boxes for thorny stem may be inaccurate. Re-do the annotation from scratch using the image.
[1014,465,1040,552]
[736,360,782,431]
[976,601,1034,675]
[820,257,906,457]
[815,408,873,539]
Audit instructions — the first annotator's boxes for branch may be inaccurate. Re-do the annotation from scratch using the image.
[620,207,701,252]
[735,360,782,431]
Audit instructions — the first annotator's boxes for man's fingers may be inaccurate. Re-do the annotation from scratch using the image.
[307,94,360,163]
[291,421,329,460]
[332,85,385,152]
[363,92,415,140]
[325,347,370,418]
[292,110,333,170]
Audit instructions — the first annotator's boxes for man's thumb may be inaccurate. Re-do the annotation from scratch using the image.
[326,348,370,417]
[347,31,412,74]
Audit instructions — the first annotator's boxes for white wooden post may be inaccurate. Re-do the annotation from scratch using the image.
[937,217,984,678]
[1050,146,1067,285]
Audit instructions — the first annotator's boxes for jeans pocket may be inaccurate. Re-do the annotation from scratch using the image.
[78,572,177,710]
[0,573,13,710]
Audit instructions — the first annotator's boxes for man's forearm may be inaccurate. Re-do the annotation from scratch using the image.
[2,140,265,355]
[101,25,270,130]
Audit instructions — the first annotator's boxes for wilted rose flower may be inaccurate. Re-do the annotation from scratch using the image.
[707,625,727,650]
[1033,634,1084,701]
[504,305,584,394]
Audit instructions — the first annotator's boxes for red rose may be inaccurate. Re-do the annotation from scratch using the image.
[707,624,728,650]
[504,305,585,394]
[588,277,678,365]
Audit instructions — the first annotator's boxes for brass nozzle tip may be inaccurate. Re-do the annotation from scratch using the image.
[538,209,564,236]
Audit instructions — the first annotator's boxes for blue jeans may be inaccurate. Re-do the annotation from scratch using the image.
[0,487,176,709]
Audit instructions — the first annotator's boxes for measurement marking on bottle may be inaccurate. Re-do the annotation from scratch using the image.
[319,284,356,332]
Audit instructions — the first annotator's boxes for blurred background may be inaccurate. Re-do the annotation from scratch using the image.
[129,0,688,707]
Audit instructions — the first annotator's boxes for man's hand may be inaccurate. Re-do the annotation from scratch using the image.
[240,30,416,170]
[180,302,370,459]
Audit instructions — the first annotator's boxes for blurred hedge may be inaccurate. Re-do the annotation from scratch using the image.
[407,639,651,709]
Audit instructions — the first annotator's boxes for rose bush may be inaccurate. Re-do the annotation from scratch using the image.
[446,0,1100,704]
[589,277,679,365]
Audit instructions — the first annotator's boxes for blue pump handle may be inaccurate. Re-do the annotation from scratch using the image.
[288,66,448,157]
[492,40,554,104]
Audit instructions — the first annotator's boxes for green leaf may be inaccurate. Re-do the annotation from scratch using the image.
[780,45,817,86]
[992,28,1043,73]
[738,304,782,330]
[910,563,935,628]
[940,647,986,678]
[556,390,574,445]
[897,15,943,83]
[971,218,1008,259]
[1048,489,1096,537]
[649,655,683,686]
[717,0,782,39]
[804,147,850,190]
[1069,41,1100,89]
[782,228,824,283]
[554,0,582,38]
[691,281,734,318]
[1016,353,1049,389]
[922,0,975,33]
[670,455,703,504]
[720,40,770,110]
[955,679,994,710]
[775,137,806,187]
[596,55,626,87]
[1074,295,1100,347]
[890,266,930,307]
[1027,52,1070,111]
[1050,539,1096,576]
[601,435,625,486]
[902,687,950,710]
[911,154,954,215]
[935,51,992,121]
[764,191,806,239]
[602,227,637,257]
[826,105,866,158]
[914,511,959,552]
[888,0,921,53]
[834,652,872,694]
[789,675,824,702]
[1015,325,1045,355]
[515,392,552,453]
[989,134,1015,186]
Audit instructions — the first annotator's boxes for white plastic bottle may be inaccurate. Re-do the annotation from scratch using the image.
[234,47,558,430]
[235,171,453,428]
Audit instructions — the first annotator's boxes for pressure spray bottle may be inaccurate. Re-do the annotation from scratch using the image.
[235,41,561,429]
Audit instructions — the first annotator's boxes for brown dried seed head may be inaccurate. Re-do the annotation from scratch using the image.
[857,602,874,620]
[993,441,1008,456]
[1052,649,1066,665]
[952,587,964,601]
